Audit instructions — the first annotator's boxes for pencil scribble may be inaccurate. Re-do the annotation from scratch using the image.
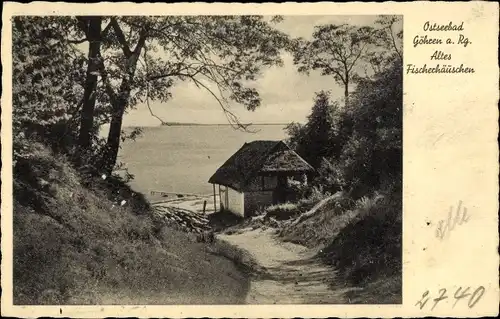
[435,200,470,240]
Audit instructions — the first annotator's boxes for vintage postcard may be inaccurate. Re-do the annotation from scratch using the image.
[1,1,498,318]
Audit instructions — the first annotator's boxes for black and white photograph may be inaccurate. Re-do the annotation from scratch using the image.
[10,13,402,305]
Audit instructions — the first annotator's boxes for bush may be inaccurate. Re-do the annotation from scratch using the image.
[294,185,333,212]
[265,202,300,220]
[287,176,309,198]
[278,192,356,247]
[319,193,402,287]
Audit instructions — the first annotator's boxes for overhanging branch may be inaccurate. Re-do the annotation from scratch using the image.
[143,46,166,125]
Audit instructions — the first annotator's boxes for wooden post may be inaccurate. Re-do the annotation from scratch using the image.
[218,185,221,209]
[225,186,229,209]
[203,200,207,214]
[213,184,217,213]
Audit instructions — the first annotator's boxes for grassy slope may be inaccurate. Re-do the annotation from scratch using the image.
[13,143,249,305]
[278,194,356,248]
[277,193,402,304]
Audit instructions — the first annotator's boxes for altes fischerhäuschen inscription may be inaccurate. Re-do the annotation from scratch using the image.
[407,21,475,75]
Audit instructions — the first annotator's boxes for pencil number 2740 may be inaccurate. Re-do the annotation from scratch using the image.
[415,286,486,311]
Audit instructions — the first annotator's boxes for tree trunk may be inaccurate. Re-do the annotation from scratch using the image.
[100,22,148,175]
[77,16,102,162]
[101,69,137,174]
[344,79,349,107]
[101,101,126,175]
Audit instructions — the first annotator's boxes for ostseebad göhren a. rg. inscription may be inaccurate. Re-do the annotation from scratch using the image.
[407,21,475,74]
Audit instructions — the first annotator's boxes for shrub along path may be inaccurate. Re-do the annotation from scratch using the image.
[218,228,359,304]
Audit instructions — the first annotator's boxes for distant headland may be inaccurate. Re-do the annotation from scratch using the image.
[160,122,289,126]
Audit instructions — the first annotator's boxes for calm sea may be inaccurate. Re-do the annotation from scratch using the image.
[117,125,288,196]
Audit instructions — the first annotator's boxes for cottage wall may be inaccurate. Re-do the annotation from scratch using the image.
[219,186,244,217]
[243,191,273,217]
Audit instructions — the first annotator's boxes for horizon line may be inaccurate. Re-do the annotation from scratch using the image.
[121,122,298,127]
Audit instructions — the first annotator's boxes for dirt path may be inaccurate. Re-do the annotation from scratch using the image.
[219,228,353,304]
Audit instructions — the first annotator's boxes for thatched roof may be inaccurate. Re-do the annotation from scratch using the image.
[208,140,314,191]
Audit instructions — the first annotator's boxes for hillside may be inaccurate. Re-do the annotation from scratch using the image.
[13,142,250,305]
[277,192,402,303]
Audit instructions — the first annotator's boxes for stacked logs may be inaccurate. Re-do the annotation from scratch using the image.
[153,205,210,234]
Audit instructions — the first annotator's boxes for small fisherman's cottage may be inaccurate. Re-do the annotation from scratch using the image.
[208,140,314,217]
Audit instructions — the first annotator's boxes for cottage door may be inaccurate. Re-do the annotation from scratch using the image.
[274,175,288,204]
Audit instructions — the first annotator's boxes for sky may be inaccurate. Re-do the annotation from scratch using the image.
[121,15,396,127]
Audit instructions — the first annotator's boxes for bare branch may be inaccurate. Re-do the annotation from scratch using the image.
[347,43,367,73]
[188,75,255,132]
[320,63,346,84]
[388,24,402,60]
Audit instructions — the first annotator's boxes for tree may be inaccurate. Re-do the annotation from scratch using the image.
[362,15,403,77]
[373,15,403,61]
[286,91,340,169]
[74,17,104,159]
[79,16,289,175]
[287,26,402,196]
[335,58,402,196]
[291,24,374,107]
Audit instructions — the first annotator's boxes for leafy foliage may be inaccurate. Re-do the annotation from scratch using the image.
[134,15,288,112]
[287,16,402,198]
[80,15,290,173]
[12,17,85,160]
[290,16,402,106]
[335,59,402,196]
[291,24,374,105]
[285,91,343,169]
[12,15,290,174]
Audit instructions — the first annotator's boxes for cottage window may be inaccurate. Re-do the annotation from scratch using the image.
[262,176,277,190]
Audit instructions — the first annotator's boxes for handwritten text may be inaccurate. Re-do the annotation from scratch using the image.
[435,200,470,240]
[416,286,485,310]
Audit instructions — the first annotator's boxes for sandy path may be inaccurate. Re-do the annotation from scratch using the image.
[219,228,352,304]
